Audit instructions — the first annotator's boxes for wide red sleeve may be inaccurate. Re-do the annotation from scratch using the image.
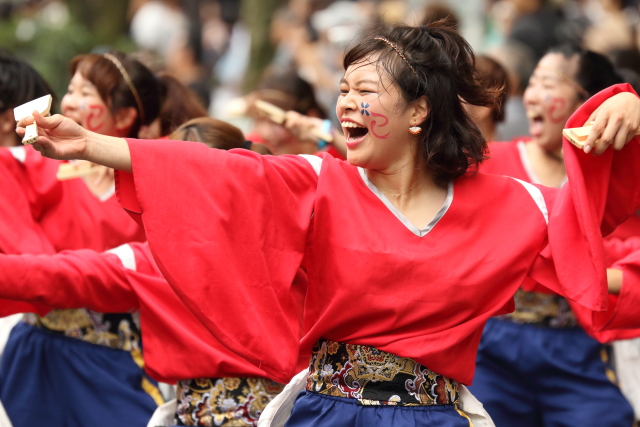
[115,140,318,382]
[117,242,275,382]
[527,84,640,312]
[598,250,640,331]
[0,250,138,313]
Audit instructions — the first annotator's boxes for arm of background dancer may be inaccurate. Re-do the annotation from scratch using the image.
[16,110,132,172]
[0,250,139,313]
[607,268,623,294]
[283,111,346,157]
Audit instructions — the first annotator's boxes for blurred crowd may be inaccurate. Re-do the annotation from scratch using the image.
[2,1,640,427]
[2,0,640,147]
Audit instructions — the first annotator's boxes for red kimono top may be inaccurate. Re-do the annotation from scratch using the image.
[5,145,145,252]
[0,145,145,319]
[0,149,53,255]
[480,137,640,341]
[0,149,53,316]
[0,241,282,383]
[115,84,640,385]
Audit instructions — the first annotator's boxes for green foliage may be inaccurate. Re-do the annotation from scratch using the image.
[0,11,134,103]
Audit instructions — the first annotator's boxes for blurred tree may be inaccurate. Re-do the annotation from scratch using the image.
[0,0,134,102]
[67,0,130,45]
[241,0,286,92]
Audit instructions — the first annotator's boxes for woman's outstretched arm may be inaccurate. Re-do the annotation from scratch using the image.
[16,110,132,172]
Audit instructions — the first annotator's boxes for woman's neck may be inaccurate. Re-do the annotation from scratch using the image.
[477,120,496,144]
[525,141,566,187]
[366,160,448,230]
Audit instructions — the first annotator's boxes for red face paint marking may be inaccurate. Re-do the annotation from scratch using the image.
[547,97,567,123]
[86,104,105,132]
[370,112,390,139]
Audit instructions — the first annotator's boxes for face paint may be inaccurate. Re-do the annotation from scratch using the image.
[86,104,106,132]
[79,100,88,111]
[360,102,370,116]
[547,97,567,124]
[370,112,389,139]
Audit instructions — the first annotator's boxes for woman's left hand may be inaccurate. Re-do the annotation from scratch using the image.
[283,111,325,144]
[583,92,640,155]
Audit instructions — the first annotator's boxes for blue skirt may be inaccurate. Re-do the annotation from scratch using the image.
[284,391,472,427]
[469,318,634,427]
[0,322,159,427]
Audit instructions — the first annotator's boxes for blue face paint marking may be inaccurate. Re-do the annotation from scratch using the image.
[360,102,370,116]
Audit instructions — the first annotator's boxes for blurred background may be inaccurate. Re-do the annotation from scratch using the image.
[2,0,640,139]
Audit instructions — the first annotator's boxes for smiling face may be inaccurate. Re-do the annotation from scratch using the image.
[523,53,584,152]
[61,71,119,136]
[337,56,426,170]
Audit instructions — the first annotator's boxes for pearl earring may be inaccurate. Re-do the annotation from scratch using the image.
[409,126,422,135]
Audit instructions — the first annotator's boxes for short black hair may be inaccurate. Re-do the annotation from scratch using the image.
[344,21,494,184]
[0,49,55,114]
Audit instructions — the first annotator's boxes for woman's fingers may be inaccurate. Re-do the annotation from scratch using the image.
[16,115,34,128]
[583,119,604,154]
[594,115,622,155]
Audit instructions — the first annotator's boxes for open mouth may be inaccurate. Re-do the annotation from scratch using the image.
[527,112,544,136]
[341,121,369,142]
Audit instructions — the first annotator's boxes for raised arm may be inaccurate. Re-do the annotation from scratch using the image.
[527,84,640,312]
[16,110,132,172]
[0,248,139,313]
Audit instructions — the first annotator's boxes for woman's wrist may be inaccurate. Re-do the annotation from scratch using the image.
[84,132,132,173]
[317,119,333,150]
[607,268,623,294]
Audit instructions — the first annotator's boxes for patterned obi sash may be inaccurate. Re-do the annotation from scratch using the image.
[175,377,285,426]
[23,309,141,351]
[498,289,578,328]
[306,339,459,406]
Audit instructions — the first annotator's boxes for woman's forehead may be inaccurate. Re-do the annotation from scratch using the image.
[342,60,390,85]
[71,70,98,90]
[535,53,579,79]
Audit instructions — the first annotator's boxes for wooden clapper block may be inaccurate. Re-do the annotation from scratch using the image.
[563,125,640,149]
[13,94,53,145]
[56,161,97,181]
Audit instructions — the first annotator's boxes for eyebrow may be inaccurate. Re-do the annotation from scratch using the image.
[339,78,379,86]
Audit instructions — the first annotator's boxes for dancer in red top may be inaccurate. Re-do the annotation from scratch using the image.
[0,118,285,427]
[1,52,164,427]
[471,45,640,427]
[18,22,640,426]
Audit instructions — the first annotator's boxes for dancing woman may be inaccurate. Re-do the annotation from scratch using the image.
[17,22,640,426]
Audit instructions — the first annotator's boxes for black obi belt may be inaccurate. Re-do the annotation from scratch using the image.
[306,339,459,406]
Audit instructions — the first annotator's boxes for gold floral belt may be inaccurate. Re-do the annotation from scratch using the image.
[499,289,578,328]
[23,309,141,351]
[175,377,285,426]
[306,339,459,406]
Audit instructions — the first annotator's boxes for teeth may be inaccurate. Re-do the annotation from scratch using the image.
[341,122,364,128]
